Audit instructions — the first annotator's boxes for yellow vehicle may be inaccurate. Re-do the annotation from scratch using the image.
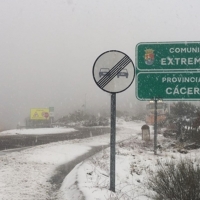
[145,102,169,125]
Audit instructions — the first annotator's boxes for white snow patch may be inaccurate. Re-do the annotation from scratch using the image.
[1,120,197,200]
[0,127,77,135]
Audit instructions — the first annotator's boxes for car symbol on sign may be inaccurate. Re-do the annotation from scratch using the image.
[99,68,110,78]
[117,69,128,78]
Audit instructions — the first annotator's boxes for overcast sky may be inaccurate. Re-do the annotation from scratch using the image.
[0,0,200,129]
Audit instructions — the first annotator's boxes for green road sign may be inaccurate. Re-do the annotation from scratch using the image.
[49,107,54,112]
[136,41,200,71]
[136,72,200,100]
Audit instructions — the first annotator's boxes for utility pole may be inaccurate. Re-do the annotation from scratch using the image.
[154,98,158,155]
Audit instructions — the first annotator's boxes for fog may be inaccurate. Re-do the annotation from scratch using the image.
[0,0,200,129]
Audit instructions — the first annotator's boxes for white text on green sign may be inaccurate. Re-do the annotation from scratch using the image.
[136,42,200,71]
[136,72,200,100]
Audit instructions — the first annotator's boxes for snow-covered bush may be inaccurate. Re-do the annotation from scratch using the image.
[147,158,200,200]
[83,116,109,127]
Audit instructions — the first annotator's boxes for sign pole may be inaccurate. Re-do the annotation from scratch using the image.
[92,50,135,193]
[110,93,116,192]
[154,98,157,155]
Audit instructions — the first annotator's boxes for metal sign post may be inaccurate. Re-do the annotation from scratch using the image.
[154,99,157,155]
[93,50,135,193]
[110,93,116,192]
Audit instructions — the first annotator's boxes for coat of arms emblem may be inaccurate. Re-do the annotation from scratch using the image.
[144,49,154,65]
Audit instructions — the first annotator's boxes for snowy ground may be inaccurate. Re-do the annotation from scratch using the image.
[0,127,77,135]
[0,120,198,199]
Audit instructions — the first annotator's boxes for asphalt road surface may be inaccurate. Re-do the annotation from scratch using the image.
[0,127,111,151]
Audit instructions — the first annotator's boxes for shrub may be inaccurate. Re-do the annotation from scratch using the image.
[147,158,200,200]
[83,116,109,127]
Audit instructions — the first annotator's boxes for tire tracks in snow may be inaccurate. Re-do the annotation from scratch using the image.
[47,144,109,199]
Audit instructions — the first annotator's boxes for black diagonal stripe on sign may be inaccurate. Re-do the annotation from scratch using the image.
[98,56,128,86]
[98,56,130,89]
[97,56,131,89]
[100,58,130,89]
[98,56,130,88]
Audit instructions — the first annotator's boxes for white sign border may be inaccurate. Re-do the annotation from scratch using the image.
[93,50,135,94]
[136,71,200,101]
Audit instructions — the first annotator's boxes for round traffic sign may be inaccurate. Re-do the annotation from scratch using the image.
[93,50,135,93]
[42,112,49,119]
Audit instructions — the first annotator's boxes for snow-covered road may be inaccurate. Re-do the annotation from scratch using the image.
[0,120,143,199]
